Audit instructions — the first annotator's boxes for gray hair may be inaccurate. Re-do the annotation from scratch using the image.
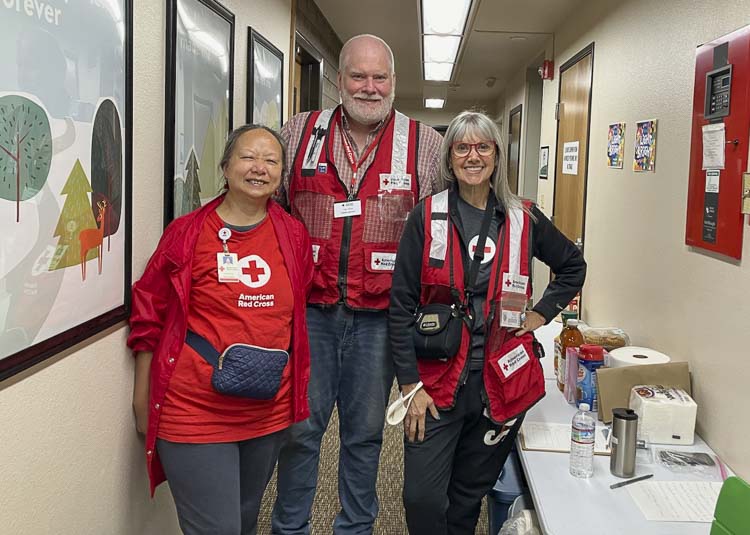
[438,110,522,214]
[219,124,287,178]
[339,34,395,75]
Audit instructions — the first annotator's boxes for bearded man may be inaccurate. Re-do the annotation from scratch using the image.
[272,34,442,534]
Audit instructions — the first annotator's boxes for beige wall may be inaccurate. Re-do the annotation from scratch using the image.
[535,0,750,478]
[0,1,292,533]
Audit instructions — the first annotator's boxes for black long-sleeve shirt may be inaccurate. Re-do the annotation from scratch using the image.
[388,190,587,386]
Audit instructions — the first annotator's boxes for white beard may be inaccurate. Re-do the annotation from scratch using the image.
[341,90,394,125]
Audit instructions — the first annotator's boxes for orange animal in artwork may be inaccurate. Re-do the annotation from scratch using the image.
[79,200,107,281]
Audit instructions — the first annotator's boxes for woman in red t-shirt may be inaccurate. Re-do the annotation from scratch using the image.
[128,125,313,534]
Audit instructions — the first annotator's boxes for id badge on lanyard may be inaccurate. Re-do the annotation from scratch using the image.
[499,273,529,328]
[217,227,241,282]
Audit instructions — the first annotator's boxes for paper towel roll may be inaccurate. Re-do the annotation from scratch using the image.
[607,346,671,368]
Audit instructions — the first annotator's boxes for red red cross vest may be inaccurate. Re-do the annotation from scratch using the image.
[289,106,419,310]
[418,190,545,424]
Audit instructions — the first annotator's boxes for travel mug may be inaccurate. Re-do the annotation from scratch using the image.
[610,408,638,478]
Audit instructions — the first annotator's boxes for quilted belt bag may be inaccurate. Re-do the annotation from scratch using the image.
[185,330,289,400]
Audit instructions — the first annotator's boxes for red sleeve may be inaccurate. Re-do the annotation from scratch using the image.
[126,223,180,354]
[298,223,313,298]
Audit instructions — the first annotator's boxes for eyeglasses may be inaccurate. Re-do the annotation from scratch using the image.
[451,140,496,157]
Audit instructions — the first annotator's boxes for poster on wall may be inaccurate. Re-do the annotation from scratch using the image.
[0,0,133,380]
[165,0,234,223]
[562,141,579,175]
[607,123,625,169]
[248,28,284,130]
[633,119,657,172]
[539,146,549,179]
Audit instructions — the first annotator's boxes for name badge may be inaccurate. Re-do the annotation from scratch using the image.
[217,253,241,282]
[497,344,530,379]
[379,173,412,191]
[334,200,362,218]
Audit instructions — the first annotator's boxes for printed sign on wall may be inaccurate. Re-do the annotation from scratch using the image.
[607,123,625,169]
[633,119,657,172]
[562,141,579,175]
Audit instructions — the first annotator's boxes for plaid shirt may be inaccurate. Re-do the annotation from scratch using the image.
[279,107,442,206]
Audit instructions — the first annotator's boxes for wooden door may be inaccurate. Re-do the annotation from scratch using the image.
[508,105,522,194]
[553,44,594,247]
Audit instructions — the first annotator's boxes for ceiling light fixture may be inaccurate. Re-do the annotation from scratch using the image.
[425,98,445,109]
[421,0,472,83]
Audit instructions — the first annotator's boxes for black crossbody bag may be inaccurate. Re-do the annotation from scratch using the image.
[413,196,495,360]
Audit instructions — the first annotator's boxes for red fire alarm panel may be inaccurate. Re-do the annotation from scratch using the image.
[685,25,750,260]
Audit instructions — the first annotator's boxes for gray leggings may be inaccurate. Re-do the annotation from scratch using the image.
[157,430,285,535]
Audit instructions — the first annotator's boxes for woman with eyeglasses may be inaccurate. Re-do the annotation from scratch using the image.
[389,111,586,534]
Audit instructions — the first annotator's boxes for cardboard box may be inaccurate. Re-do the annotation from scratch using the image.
[595,362,691,423]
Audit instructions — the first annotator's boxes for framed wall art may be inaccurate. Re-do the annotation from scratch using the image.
[248,27,284,130]
[539,146,549,179]
[164,0,234,224]
[0,0,133,380]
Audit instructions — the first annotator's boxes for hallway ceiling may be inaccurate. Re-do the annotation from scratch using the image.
[313,0,585,110]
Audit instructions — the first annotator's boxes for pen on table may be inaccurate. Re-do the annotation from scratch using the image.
[610,473,653,489]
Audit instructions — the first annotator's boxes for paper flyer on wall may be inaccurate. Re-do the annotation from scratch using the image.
[607,123,625,169]
[633,119,657,172]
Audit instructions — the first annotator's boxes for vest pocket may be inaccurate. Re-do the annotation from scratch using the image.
[362,192,414,243]
[292,191,334,240]
[362,245,397,298]
[310,242,335,292]
[487,332,543,404]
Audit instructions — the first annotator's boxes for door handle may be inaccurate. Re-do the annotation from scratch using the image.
[575,238,583,250]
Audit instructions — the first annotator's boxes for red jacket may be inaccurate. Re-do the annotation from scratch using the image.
[127,196,312,495]
[288,106,419,310]
[418,190,545,424]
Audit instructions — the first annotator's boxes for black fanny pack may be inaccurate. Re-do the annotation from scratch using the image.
[412,303,463,360]
[185,331,288,400]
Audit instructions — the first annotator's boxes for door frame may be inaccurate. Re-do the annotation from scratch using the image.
[552,42,594,252]
[294,31,323,112]
[508,104,523,195]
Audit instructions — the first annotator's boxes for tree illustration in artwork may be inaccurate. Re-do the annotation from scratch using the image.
[0,95,52,222]
[49,160,98,271]
[199,116,219,199]
[90,99,123,252]
[181,148,201,216]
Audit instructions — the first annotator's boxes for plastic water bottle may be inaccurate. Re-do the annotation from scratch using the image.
[570,402,595,478]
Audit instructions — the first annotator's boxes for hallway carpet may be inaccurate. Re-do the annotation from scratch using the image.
[257,383,490,534]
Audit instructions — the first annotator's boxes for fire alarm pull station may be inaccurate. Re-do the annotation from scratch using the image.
[685,25,750,260]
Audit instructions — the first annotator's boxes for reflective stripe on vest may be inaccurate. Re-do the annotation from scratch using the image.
[428,189,449,266]
[391,111,410,174]
[507,206,525,277]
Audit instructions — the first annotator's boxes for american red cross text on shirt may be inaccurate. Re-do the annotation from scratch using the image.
[245,260,266,282]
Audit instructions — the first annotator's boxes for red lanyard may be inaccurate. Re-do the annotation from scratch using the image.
[338,119,387,192]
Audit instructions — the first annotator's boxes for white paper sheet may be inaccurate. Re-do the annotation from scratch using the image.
[520,421,610,454]
[627,481,723,522]
[562,141,579,174]
[702,123,725,169]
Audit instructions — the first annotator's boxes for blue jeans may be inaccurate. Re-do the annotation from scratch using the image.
[272,305,394,534]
